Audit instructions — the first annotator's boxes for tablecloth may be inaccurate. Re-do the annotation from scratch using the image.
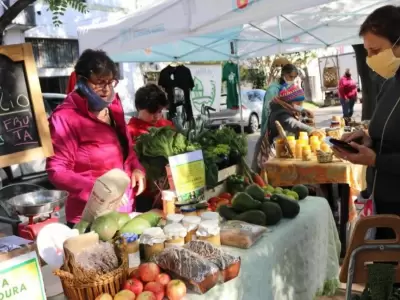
[48,197,340,300]
[265,157,366,191]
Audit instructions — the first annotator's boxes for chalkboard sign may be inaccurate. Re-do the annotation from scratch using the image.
[0,43,53,168]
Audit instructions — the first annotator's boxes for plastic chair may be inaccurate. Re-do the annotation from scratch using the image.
[340,215,400,300]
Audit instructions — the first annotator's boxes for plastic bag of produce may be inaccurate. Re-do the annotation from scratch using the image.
[220,220,267,249]
[81,169,130,223]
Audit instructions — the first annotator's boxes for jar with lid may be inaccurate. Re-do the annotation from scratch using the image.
[195,202,208,216]
[286,136,296,155]
[196,220,221,246]
[163,223,187,248]
[166,213,184,225]
[295,141,303,159]
[180,205,197,217]
[302,145,312,161]
[298,132,309,144]
[162,190,177,217]
[121,233,140,272]
[200,212,220,223]
[139,227,166,261]
[274,138,285,158]
[182,216,201,243]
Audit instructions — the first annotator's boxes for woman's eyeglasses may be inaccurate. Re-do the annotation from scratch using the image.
[91,79,119,89]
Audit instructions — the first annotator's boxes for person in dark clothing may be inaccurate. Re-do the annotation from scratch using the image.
[334,5,400,241]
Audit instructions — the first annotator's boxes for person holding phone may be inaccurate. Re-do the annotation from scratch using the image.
[333,5,400,240]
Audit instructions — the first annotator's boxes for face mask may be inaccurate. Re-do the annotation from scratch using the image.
[293,104,303,112]
[366,37,400,79]
[285,80,294,85]
[76,78,115,111]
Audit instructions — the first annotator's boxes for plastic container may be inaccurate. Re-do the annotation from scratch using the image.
[182,216,201,243]
[166,213,184,224]
[295,141,303,159]
[310,140,321,153]
[140,227,166,261]
[121,233,140,272]
[180,205,198,217]
[298,132,309,144]
[286,136,296,154]
[302,145,312,161]
[164,223,187,248]
[162,190,177,217]
[196,220,221,246]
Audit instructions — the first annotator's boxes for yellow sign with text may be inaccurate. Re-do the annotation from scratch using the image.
[0,252,45,300]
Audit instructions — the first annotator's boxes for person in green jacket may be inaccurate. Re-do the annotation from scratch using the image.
[251,64,314,172]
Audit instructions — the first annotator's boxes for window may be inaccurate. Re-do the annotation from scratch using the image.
[25,38,79,69]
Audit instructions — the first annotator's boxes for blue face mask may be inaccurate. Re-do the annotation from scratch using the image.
[76,78,115,111]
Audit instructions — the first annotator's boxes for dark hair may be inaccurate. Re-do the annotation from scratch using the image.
[279,64,298,85]
[359,5,400,45]
[74,49,118,79]
[135,84,168,113]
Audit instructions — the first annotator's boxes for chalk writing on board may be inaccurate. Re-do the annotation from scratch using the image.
[0,53,40,156]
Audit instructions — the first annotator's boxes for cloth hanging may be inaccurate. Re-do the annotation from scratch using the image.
[222,62,239,109]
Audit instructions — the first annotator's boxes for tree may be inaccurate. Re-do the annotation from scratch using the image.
[0,0,87,44]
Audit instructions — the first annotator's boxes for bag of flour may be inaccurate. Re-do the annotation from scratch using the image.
[81,169,130,223]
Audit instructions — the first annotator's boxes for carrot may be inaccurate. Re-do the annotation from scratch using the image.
[252,173,265,187]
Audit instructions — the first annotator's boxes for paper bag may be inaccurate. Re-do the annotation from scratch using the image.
[81,169,130,223]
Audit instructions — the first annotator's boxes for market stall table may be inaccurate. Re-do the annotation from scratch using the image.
[48,197,340,300]
[264,156,366,257]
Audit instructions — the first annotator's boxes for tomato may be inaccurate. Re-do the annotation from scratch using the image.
[219,193,232,200]
[208,197,220,205]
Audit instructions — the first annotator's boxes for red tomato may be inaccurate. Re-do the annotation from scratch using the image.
[208,197,220,205]
[219,193,232,200]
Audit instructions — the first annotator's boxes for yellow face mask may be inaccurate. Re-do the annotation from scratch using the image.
[366,37,400,79]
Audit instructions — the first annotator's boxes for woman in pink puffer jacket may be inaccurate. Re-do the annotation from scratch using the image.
[46,49,146,227]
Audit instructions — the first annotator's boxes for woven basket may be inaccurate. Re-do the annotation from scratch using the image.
[325,128,343,140]
[54,238,128,300]
[316,150,333,163]
[323,66,339,88]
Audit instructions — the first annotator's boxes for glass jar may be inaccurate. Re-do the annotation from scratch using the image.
[163,223,187,248]
[166,213,184,225]
[200,212,220,223]
[302,145,312,161]
[140,227,166,261]
[196,220,221,246]
[182,216,201,243]
[121,233,140,272]
[162,190,177,217]
[180,205,198,217]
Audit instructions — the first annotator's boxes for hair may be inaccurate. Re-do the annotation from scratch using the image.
[279,64,298,85]
[135,84,168,113]
[74,49,119,79]
[359,5,400,45]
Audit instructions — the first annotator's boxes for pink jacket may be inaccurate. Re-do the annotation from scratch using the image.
[338,76,357,100]
[46,91,144,224]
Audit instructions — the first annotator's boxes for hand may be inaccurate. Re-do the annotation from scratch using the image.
[332,142,376,166]
[131,169,146,196]
[341,130,372,147]
[303,109,314,118]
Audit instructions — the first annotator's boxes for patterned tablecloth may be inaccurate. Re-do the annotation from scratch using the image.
[265,157,367,191]
[49,198,340,300]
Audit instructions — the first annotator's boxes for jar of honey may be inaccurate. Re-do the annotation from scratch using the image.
[162,190,177,217]
[286,136,296,155]
[164,223,187,248]
[298,132,309,144]
[182,216,201,243]
[310,138,321,152]
[140,227,166,261]
[196,220,221,247]
[121,233,140,272]
[166,213,184,225]
[275,138,285,158]
[302,145,312,161]
[295,141,303,158]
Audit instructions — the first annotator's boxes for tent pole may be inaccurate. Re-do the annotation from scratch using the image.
[235,40,244,134]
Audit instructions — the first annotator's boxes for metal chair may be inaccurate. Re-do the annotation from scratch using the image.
[340,215,400,300]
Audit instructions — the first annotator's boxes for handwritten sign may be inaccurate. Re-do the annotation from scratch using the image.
[168,150,206,203]
[0,43,53,168]
[0,251,46,300]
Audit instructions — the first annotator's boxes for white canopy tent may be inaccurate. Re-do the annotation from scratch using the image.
[77,0,396,62]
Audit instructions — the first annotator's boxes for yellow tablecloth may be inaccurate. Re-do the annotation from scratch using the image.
[265,157,367,191]
[264,157,367,222]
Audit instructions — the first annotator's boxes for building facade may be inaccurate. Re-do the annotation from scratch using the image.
[1,0,161,113]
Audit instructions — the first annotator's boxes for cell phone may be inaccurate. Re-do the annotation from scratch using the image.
[329,138,359,153]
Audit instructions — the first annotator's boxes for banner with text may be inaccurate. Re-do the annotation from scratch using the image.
[188,65,222,116]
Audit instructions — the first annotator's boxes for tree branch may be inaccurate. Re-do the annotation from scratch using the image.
[0,0,35,31]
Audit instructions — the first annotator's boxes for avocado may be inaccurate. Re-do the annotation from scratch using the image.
[217,205,238,220]
[231,192,262,212]
[260,202,283,226]
[271,194,300,219]
[234,210,267,226]
[245,184,266,202]
[292,184,309,200]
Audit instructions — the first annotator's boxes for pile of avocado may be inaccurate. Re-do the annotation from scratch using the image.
[218,184,309,227]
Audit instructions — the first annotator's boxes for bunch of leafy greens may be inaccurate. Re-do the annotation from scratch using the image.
[134,127,201,188]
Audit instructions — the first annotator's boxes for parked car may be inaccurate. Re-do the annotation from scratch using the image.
[0,93,66,188]
[208,89,265,133]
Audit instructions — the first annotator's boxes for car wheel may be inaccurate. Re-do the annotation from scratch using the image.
[247,113,259,133]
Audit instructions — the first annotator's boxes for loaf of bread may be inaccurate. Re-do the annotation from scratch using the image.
[154,247,219,294]
[185,240,241,282]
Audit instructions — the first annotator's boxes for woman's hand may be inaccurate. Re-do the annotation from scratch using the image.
[341,129,372,147]
[132,169,146,196]
[303,109,314,118]
[333,142,376,166]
